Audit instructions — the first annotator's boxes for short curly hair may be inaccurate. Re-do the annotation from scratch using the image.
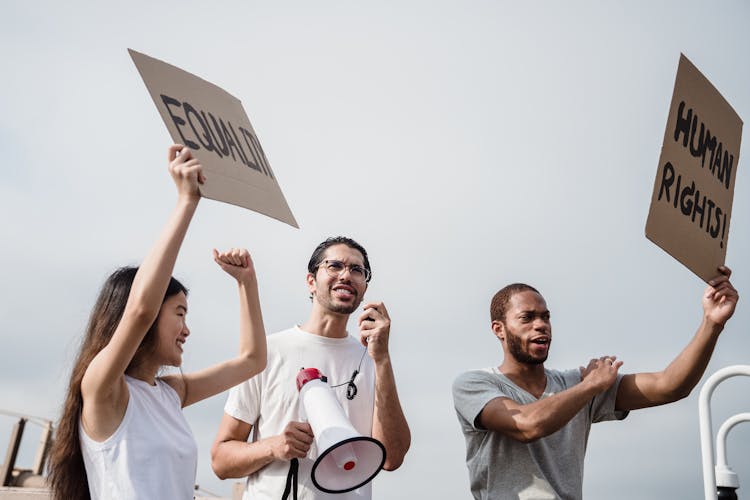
[490,283,540,322]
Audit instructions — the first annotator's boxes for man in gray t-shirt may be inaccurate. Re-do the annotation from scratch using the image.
[453,368,627,499]
[452,269,738,500]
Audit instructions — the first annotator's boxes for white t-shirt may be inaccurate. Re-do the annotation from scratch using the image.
[80,375,198,500]
[225,326,376,500]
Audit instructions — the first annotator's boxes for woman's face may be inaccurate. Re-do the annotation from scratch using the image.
[154,291,190,367]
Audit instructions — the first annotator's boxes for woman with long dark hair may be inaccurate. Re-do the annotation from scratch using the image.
[48,145,267,500]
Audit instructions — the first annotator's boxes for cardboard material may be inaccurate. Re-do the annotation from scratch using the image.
[129,49,298,228]
[646,54,742,282]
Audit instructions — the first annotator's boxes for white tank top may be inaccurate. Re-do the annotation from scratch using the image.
[80,375,198,500]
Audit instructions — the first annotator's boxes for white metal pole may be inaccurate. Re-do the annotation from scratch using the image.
[716,412,750,469]
[699,366,750,500]
[714,412,750,493]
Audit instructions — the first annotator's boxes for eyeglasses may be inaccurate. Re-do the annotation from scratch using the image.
[317,259,371,283]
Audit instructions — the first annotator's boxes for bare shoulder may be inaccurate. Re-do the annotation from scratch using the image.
[161,373,187,405]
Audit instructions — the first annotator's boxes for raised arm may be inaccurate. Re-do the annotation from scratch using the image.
[478,357,621,442]
[615,266,739,411]
[165,248,268,407]
[359,302,411,470]
[81,145,202,430]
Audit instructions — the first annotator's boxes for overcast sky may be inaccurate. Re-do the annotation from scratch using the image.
[1,1,749,499]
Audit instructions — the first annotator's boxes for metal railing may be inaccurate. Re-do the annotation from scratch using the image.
[699,365,750,500]
[0,410,53,488]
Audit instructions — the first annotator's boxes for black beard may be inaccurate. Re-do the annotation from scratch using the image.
[317,286,361,315]
[326,301,359,315]
[506,329,547,365]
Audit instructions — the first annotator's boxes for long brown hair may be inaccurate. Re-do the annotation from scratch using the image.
[47,267,186,500]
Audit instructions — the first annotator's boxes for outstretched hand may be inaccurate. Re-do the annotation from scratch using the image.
[168,144,205,201]
[703,266,739,327]
[213,248,257,284]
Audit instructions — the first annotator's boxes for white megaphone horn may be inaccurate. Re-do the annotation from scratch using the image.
[296,367,386,494]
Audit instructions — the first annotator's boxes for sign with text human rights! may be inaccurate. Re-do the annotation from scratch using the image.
[129,49,298,228]
[646,54,742,282]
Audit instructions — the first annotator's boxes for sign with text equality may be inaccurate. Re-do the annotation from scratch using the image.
[129,49,298,228]
[646,54,742,283]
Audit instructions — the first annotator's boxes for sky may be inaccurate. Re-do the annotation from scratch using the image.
[1,1,749,499]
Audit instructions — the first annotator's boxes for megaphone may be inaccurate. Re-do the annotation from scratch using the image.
[296,368,386,494]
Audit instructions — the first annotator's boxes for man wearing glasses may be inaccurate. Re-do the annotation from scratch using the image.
[452,267,738,500]
[211,237,411,499]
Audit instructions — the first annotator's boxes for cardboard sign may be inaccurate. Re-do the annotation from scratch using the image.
[129,49,298,228]
[646,54,742,282]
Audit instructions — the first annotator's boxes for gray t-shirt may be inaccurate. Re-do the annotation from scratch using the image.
[452,367,628,500]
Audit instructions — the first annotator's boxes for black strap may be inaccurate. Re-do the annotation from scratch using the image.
[329,347,368,400]
[281,458,299,500]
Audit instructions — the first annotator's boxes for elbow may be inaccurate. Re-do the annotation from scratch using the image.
[210,444,230,480]
[257,354,268,373]
[511,417,546,443]
[382,459,403,472]
[210,462,231,481]
[663,386,693,404]
[651,376,695,405]
[382,434,411,471]
[511,428,543,444]
[213,470,231,481]
[212,465,230,481]
[383,443,409,471]
[382,448,407,471]
[483,418,543,443]
[515,432,542,444]
[241,351,267,376]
